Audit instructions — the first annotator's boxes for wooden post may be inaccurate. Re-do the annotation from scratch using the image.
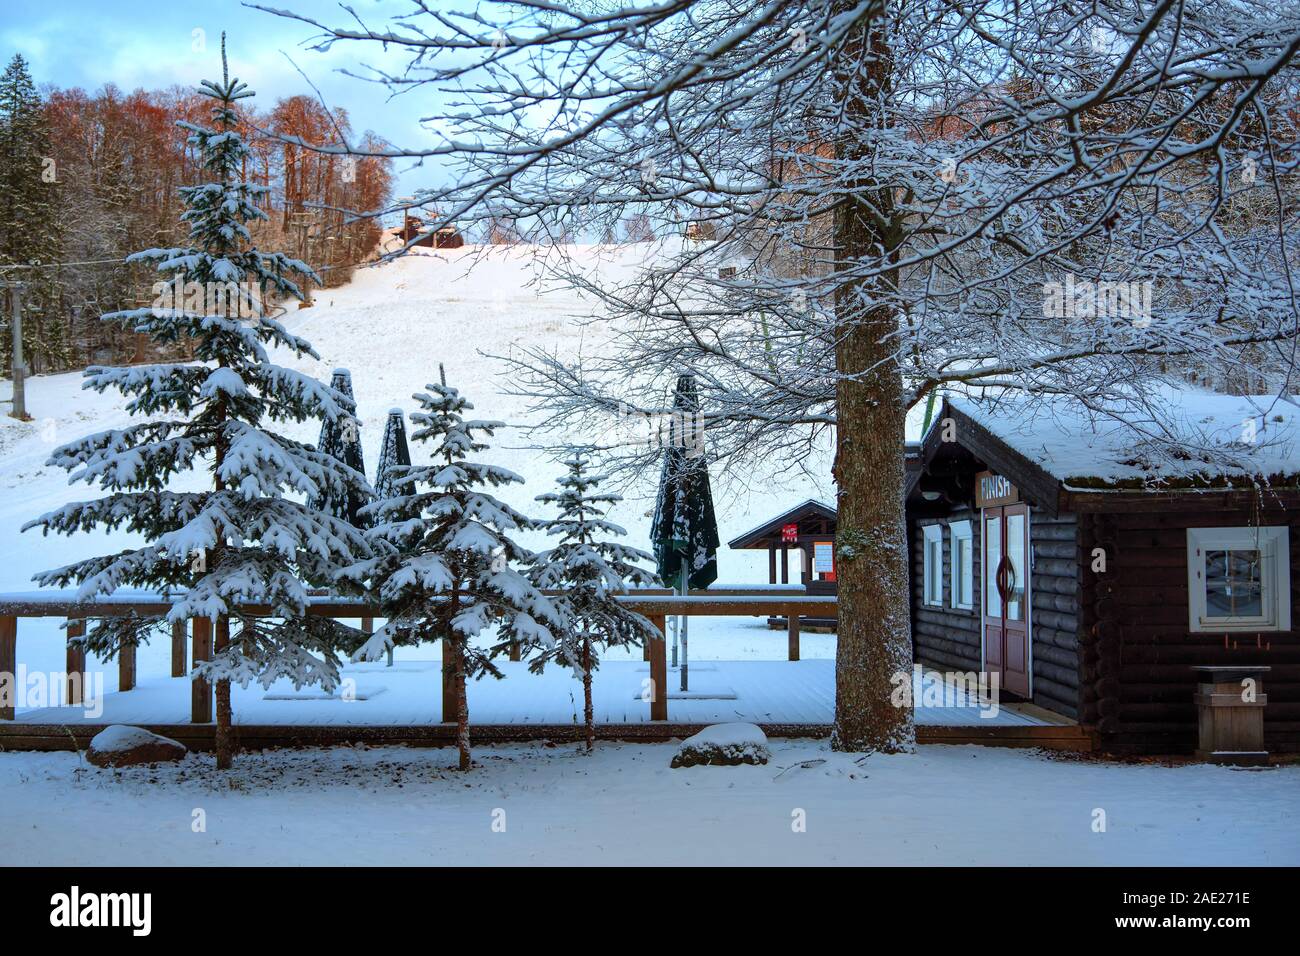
[66,619,86,706]
[648,614,668,721]
[780,546,789,584]
[0,615,15,720]
[768,546,776,585]
[191,617,212,723]
[787,607,801,662]
[171,619,187,677]
[508,641,521,662]
[119,642,136,691]
[441,636,457,723]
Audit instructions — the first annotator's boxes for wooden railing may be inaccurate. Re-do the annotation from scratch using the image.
[0,588,836,723]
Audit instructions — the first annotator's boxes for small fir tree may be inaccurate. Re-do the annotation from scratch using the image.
[345,373,561,770]
[508,452,660,751]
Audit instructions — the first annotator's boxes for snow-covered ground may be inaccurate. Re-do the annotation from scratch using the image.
[10,652,1050,727]
[2,244,1298,868]
[2,741,1296,866]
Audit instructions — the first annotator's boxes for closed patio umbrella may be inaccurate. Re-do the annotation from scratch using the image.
[649,372,719,691]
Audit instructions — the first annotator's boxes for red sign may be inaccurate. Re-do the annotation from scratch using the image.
[781,523,799,543]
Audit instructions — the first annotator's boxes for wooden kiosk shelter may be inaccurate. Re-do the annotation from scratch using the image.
[728,499,838,630]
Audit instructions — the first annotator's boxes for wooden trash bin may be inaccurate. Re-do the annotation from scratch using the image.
[1192,665,1270,765]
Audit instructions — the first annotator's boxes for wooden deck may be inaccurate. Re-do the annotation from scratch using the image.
[0,589,1094,752]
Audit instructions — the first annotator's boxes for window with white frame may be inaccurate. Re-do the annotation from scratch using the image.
[922,524,944,606]
[950,520,974,610]
[1187,526,1291,632]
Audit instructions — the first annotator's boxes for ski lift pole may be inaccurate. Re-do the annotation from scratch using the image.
[670,566,679,668]
[6,281,30,421]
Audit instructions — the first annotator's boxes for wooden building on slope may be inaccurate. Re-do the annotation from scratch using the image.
[729,499,838,628]
[905,389,1299,754]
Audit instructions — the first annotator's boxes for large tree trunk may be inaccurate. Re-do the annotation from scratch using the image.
[582,637,594,752]
[214,615,234,769]
[829,4,916,754]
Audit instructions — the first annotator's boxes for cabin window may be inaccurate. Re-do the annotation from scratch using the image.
[1187,526,1291,633]
[922,524,944,606]
[950,520,974,610]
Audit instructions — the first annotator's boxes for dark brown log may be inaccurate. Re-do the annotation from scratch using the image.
[1031,643,1077,670]
[1031,557,1077,578]
[1031,540,1078,560]
[1030,521,1078,542]
[648,614,667,721]
[787,610,800,662]
[0,615,15,720]
[191,617,212,724]
[119,642,136,692]
[66,619,86,707]
[171,619,186,676]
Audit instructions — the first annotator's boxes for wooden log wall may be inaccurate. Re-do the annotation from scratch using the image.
[911,509,1081,720]
[1079,506,1300,754]
[910,509,982,675]
[1029,514,1081,720]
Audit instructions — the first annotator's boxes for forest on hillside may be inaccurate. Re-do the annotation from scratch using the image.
[0,54,395,376]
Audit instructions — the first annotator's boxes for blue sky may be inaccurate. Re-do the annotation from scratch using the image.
[1,0,450,198]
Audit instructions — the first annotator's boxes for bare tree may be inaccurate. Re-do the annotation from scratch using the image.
[255,0,1300,752]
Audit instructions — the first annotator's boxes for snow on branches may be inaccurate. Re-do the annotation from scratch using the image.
[22,37,374,720]
[342,376,562,768]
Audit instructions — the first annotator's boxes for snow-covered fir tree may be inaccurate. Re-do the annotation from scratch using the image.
[506,452,660,751]
[0,53,65,373]
[22,36,372,769]
[344,374,561,770]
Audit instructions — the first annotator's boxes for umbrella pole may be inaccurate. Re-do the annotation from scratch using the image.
[680,557,689,692]
[671,587,679,668]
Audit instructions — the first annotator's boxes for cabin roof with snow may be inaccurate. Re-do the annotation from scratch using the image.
[728,499,837,549]
[907,387,1300,516]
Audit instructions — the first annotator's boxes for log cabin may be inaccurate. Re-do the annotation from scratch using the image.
[397,217,464,248]
[905,389,1299,755]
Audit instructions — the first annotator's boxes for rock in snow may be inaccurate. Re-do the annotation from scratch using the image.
[86,726,187,768]
[671,722,770,768]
